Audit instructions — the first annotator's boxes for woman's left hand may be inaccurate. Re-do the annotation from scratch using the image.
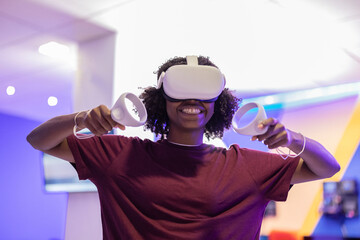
[251,118,293,149]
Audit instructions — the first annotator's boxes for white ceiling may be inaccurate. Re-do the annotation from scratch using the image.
[1,0,360,122]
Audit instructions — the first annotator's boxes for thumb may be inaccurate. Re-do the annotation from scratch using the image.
[115,124,126,131]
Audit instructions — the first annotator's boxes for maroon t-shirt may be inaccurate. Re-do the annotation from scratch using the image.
[67,134,300,240]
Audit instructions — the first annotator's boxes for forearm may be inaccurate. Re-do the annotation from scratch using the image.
[28,105,122,153]
[288,131,340,178]
[27,113,78,151]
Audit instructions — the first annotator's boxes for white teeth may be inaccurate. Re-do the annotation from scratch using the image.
[182,108,201,114]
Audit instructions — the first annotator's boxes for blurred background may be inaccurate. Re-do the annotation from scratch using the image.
[1,0,360,239]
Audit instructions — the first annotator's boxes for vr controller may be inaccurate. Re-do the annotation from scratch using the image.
[111,92,147,127]
[110,92,269,137]
[232,102,269,136]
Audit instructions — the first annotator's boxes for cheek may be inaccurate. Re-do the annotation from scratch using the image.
[206,103,215,119]
[166,101,179,118]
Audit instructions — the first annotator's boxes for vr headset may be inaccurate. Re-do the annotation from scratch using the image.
[157,56,226,102]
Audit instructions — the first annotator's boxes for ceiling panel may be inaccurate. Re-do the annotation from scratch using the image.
[0,0,360,122]
[0,0,77,30]
[0,14,39,47]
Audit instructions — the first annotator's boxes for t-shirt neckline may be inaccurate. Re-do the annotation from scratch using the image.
[160,139,210,151]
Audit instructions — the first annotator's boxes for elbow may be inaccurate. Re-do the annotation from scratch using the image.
[335,161,341,173]
[26,133,37,149]
[324,161,341,178]
[26,132,33,146]
[332,162,341,176]
[26,132,42,151]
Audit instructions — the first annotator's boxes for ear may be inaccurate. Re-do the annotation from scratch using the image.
[157,71,165,89]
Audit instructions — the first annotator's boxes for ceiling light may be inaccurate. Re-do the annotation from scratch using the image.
[39,41,70,58]
[263,96,277,105]
[48,96,58,106]
[6,86,15,95]
[38,41,77,68]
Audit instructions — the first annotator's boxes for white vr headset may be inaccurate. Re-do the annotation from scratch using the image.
[157,56,226,102]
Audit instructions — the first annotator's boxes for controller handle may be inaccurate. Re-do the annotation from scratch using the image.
[111,92,147,127]
[232,102,268,136]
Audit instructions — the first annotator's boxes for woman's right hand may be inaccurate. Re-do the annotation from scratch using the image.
[77,105,126,136]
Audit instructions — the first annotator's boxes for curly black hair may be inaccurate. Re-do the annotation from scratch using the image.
[139,56,241,140]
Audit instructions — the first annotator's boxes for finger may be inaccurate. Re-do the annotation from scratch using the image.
[107,116,125,130]
[88,106,127,133]
[260,117,278,127]
[258,120,287,142]
[94,105,129,133]
[84,115,109,136]
[85,107,113,136]
[98,105,119,130]
[264,130,289,149]
[254,118,277,141]
[115,124,126,130]
[84,118,107,136]
[92,107,113,131]
[256,124,277,142]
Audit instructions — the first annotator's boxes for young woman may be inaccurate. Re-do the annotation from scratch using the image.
[27,56,340,240]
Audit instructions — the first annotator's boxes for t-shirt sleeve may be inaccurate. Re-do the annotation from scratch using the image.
[237,146,300,201]
[66,134,130,180]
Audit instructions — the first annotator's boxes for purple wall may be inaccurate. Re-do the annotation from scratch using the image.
[0,112,68,240]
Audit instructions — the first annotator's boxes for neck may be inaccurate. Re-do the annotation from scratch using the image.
[167,128,204,146]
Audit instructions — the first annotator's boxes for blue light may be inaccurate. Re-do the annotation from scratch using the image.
[242,82,360,109]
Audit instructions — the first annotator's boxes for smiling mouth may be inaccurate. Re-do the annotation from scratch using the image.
[180,107,204,115]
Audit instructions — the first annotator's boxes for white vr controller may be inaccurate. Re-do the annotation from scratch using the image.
[111,92,147,127]
[232,102,269,136]
[111,93,267,136]
[110,93,267,137]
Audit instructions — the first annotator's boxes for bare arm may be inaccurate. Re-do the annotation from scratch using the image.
[253,118,340,184]
[27,113,78,162]
[26,105,124,163]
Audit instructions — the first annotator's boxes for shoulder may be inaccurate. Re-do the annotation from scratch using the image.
[227,144,271,159]
[226,144,297,169]
[67,134,155,151]
[100,135,156,150]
